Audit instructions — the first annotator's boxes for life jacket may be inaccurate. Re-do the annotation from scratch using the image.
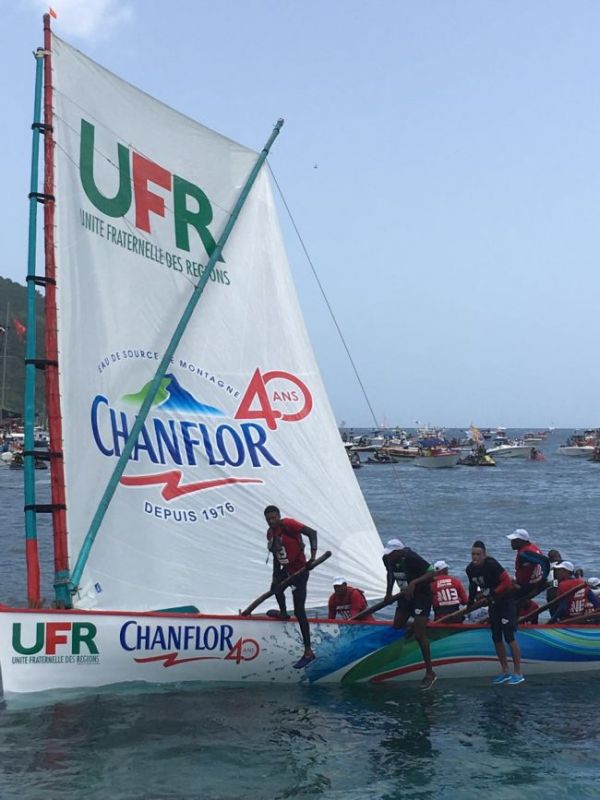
[267,519,306,573]
[558,578,587,618]
[432,576,465,612]
[330,587,369,619]
[515,542,544,585]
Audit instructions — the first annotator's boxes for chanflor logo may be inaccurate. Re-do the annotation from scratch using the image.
[90,368,313,502]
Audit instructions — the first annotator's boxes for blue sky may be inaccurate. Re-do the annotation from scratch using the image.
[3,1,600,427]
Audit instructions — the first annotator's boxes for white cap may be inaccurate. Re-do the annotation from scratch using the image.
[554,561,575,572]
[587,577,600,589]
[332,576,347,586]
[507,528,531,542]
[434,560,449,571]
[383,538,405,554]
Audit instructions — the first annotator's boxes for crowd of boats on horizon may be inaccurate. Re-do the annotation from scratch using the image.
[341,426,600,469]
[1,423,599,472]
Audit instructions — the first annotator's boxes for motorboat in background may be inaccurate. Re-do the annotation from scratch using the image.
[558,430,599,457]
[414,438,460,468]
[487,439,532,458]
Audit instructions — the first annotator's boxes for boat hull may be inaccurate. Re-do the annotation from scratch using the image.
[414,453,460,468]
[486,445,532,458]
[2,608,599,696]
[558,446,595,457]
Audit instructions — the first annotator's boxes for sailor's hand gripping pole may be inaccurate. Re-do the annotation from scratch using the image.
[67,119,285,605]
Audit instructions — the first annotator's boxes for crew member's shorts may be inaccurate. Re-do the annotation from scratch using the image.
[396,590,432,620]
[489,596,518,643]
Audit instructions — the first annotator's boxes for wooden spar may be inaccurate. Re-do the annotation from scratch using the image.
[240,551,332,616]
[560,608,600,625]
[69,118,285,600]
[518,582,582,623]
[42,13,70,607]
[23,46,45,607]
[434,581,549,625]
[351,591,403,621]
[433,597,489,625]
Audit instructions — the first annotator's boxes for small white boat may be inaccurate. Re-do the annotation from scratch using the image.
[382,445,419,460]
[487,442,532,458]
[523,435,543,445]
[558,445,595,457]
[414,448,460,468]
[558,431,598,457]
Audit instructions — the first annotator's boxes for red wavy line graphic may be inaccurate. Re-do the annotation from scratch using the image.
[120,470,263,501]
[134,651,221,668]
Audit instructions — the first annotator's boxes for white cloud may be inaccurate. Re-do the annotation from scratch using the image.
[29,0,134,41]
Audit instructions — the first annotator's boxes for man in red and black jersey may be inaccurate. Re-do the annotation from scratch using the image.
[328,577,373,620]
[431,560,468,621]
[548,561,600,622]
[264,505,318,669]
[507,528,550,610]
[383,538,437,690]
[466,540,524,685]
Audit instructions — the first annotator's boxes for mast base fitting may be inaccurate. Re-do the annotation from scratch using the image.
[53,574,75,610]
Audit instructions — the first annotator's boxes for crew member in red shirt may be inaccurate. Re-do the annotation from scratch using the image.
[328,577,373,621]
[265,505,318,669]
[507,529,550,610]
[518,598,540,624]
[431,560,468,621]
[548,562,600,622]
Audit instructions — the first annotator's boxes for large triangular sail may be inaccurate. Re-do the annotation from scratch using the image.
[51,34,386,613]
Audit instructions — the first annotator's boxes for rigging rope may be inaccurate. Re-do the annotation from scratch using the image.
[268,163,421,533]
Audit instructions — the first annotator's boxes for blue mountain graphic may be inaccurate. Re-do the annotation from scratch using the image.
[159,373,224,416]
[121,373,224,416]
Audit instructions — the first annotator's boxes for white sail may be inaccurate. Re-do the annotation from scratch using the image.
[51,34,386,614]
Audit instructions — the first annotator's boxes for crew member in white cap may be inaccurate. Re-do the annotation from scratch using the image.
[382,539,437,690]
[507,529,550,608]
[548,562,600,622]
[431,560,468,621]
[328,577,372,621]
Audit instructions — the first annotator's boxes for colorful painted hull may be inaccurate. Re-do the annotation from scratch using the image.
[1,607,600,696]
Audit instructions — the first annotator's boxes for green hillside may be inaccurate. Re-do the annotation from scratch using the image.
[0,276,46,420]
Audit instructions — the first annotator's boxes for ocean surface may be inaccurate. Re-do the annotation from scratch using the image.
[1,428,599,799]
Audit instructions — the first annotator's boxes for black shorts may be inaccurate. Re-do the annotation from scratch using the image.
[489,596,518,643]
[397,591,432,620]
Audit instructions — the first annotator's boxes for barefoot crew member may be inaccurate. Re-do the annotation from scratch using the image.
[264,505,317,669]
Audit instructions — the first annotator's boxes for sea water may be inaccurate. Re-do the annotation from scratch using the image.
[0,429,599,799]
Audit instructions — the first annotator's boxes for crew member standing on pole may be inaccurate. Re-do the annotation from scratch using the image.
[264,505,317,669]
